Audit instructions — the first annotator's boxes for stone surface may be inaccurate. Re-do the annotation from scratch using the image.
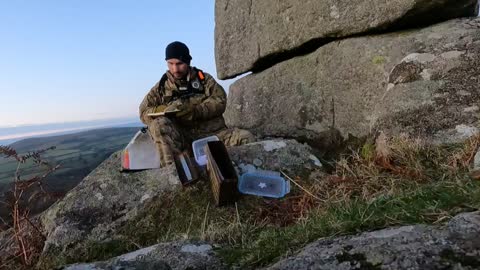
[229,139,322,177]
[266,211,480,270]
[38,151,182,268]
[62,242,226,270]
[215,0,479,79]
[474,148,480,170]
[225,18,480,144]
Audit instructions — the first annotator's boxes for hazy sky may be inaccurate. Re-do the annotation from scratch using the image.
[0,1,226,127]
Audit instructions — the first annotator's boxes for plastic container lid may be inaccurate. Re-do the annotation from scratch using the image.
[238,170,290,198]
[192,135,220,166]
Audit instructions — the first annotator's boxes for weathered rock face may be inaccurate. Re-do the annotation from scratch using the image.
[39,152,181,267]
[229,139,322,177]
[225,18,480,144]
[266,211,480,270]
[215,0,479,79]
[62,242,226,270]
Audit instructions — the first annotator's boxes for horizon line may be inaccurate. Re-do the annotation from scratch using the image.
[0,121,142,142]
[0,115,140,129]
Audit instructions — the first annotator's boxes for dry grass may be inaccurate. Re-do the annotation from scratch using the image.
[309,133,479,206]
[217,133,480,267]
[0,145,60,269]
[447,133,480,171]
[195,133,480,246]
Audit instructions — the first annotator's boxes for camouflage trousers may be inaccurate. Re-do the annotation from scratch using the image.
[148,117,255,167]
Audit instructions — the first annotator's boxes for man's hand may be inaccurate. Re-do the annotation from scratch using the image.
[152,105,168,113]
[164,100,183,113]
[175,106,194,119]
[166,100,196,120]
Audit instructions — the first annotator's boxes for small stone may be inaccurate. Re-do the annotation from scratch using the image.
[119,245,157,261]
[458,90,471,96]
[309,155,322,167]
[239,163,257,174]
[180,244,212,254]
[95,193,104,201]
[330,5,340,19]
[262,140,287,152]
[253,158,263,166]
[455,125,479,138]
[402,53,436,64]
[140,194,151,203]
[428,33,443,39]
[463,106,479,113]
[440,50,465,59]
[474,150,480,170]
[420,69,432,80]
[443,42,456,48]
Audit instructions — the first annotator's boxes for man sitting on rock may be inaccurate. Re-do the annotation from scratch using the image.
[139,41,255,167]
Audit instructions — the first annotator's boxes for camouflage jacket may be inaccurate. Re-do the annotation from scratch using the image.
[139,67,227,133]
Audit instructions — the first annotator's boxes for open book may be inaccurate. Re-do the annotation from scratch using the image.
[147,108,181,117]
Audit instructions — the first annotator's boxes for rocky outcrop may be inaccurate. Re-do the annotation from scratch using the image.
[215,0,479,79]
[38,152,181,267]
[225,18,480,144]
[63,242,225,270]
[266,211,480,270]
[37,139,321,268]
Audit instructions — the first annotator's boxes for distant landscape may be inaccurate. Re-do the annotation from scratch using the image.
[0,127,142,227]
[0,117,142,145]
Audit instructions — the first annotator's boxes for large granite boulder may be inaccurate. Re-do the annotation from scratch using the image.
[266,211,480,270]
[215,0,479,79]
[225,18,480,144]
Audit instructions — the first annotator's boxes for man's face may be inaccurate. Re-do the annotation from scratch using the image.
[167,59,189,79]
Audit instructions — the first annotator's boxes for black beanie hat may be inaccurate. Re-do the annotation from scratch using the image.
[165,41,192,65]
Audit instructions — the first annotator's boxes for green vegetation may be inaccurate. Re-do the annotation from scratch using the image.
[0,127,138,187]
[371,55,386,65]
[0,127,140,230]
[218,181,480,267]
[68,133,480,268]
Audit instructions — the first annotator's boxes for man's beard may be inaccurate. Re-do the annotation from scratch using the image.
[174,73,184,78]
[173,71,187,79]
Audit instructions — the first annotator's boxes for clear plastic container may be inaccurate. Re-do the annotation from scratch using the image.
[121,128,160,170]
[238,170,290,198]
[192,135,220,166]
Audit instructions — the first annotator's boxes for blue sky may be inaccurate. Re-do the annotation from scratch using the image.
[0,1,228,127]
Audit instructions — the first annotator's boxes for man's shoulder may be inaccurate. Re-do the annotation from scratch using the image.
[151,73,169,90]
[193,67,215,81]
[150,80,161,91]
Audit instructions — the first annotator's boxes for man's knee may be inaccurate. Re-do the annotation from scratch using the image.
[150,117,173,129]
[148,117,177,141]
[218,128,255,147]
[235,129,256,145]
